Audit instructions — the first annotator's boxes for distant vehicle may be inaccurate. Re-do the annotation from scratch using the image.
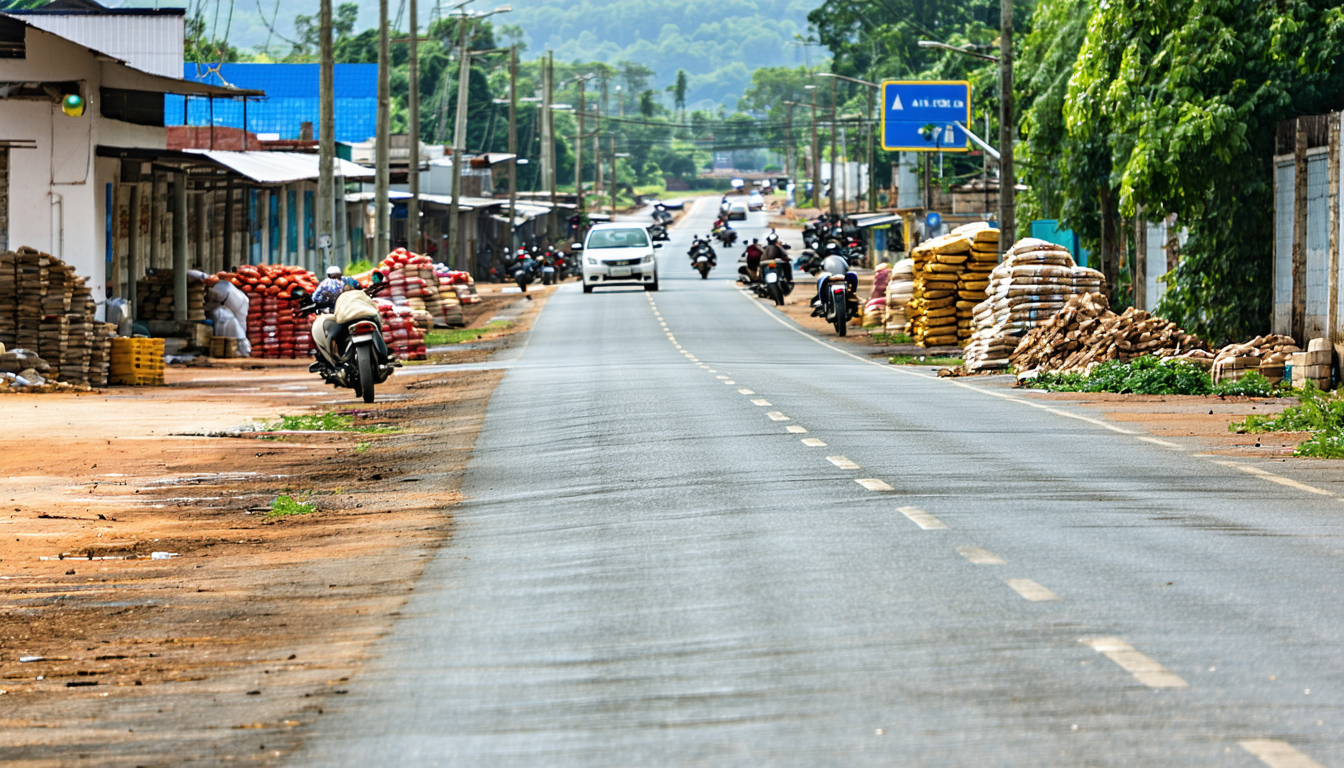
[657,198,685,210]
[748,192,765,211]
[577,224,662,293]
[730,178,745,190]
[727,201,748,221]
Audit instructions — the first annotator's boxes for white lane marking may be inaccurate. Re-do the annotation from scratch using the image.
[751,399,772,406]
[716,375,730,380]
[898,507,946,530]
[736,290,1138,435]
[856,478,894,491]
[1135,436,1184,450]
[957,546,1005,565]
[1006,579,1060,602]
[1210,460,1334,496]
[1081,637,1188,689]
[786,425,808,433]
[738,388,755,395]
[1240,740,1327,768]
[766,412,790,422]
[706,369,716,373]
[801,438,827,447]
[724,380,736,385]
[827,456,861,470]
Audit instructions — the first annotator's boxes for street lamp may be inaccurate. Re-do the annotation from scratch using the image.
[918,17,1014,254]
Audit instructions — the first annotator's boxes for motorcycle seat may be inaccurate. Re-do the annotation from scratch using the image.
[825,274,847,284]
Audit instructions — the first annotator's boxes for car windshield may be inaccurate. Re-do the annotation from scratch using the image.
[586,228,650,249]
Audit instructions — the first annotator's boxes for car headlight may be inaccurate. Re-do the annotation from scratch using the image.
[586,258,597,266]
[642,255,654,263]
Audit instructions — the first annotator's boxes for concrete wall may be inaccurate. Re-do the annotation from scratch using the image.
[1273,114,1344,348]
[1274,159,1295,335]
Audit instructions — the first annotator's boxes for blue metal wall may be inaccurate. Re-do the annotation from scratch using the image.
[166,63,378,143]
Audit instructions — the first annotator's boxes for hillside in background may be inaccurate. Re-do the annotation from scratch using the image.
[120,0,818,108]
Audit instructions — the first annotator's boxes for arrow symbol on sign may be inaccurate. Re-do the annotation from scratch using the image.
[892,94,904,111]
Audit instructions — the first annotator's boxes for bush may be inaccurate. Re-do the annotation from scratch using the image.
[1211,371,1284,398]
[1033,356,1213,395]
[1229,386,1344,458]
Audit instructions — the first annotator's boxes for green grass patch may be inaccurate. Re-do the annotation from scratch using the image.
[871,332,912,345]
[890,355,962,366]
[269,493,316,517]
[1032,356,1214,395]
[354,441,370,453]
[345,258,375,276]
[267,412,397,433]
[1211,371,1288,398]
[425,320,513,348]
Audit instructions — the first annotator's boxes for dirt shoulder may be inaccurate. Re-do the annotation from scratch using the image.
[0,298,547,765]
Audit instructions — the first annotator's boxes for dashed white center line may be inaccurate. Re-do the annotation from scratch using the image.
[786,425,808,433]
[751,399,772,406]
[766,412,790,421]
[957,546,1005,565]
[1211,460,1333,496]
[738,388,755,395]
[1081,637,1188,689]
[898,507,946,530]
[827,456,861,470]
[856,478,894,491]
[1005,579,1059,602]
[1240,739,1327,768]
[716,375,729,380]
[801,438,827,447]
[723,380,736,385]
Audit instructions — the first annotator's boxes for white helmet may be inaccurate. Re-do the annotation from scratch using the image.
[821,254,849,276]
[326,265,343,278]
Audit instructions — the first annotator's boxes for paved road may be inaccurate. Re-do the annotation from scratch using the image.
[295,199,1344,767]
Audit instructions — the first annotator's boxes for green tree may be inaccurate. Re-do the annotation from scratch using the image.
[672,69,689,117]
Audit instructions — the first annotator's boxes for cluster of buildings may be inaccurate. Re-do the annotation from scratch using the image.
[0,0,562,325]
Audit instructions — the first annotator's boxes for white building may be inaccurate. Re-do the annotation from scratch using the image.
[7,0,184,79]
[0,13,252,317]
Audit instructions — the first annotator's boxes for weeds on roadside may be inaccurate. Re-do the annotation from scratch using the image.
[354,442,371,453]
[267,412,397,433]
[424,320,513,348]
[1211,371,1287,398]
[890,355,962,366]
[1229,385,1344,458]
[871,332,912,345]
[269,493,317,517]
[1034,356,1214,395]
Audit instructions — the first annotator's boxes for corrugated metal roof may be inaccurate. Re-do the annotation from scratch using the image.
[185,150,374,183]
[16,13,183,78]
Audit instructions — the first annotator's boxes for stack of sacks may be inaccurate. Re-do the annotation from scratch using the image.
[213,265,319,359]
[375,298,427,360]
[883,259,914,333]
[136,270,207,321]
[963,238,1105,371]
[1009,293,1206,373]
[1212,335,1300,383]
[955,225,1000,344]
[863,263,892,329]
[435,264,481,305]
[907,234,972,347]
[378,249,446,321]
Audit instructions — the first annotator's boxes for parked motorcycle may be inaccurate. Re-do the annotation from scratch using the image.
[649,222,670,241]
[794,250,823,276]
[652,205,674,225]
[292,274,398,404]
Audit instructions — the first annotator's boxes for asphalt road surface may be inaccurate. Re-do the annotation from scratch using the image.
[295,200,1344,767]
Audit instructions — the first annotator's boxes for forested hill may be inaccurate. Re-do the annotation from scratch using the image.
[502,0,816,107]
[120,0,816,108]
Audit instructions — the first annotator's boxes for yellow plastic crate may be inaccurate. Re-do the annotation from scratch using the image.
[110,337,166,385]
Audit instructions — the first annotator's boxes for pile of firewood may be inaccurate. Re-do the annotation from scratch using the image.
[1009,293,1208,373]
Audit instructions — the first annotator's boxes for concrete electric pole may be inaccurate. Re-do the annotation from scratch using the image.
[318,0,335,269]
[375,0,390,259]
[407,0,420,252]
[448,13,470,271]
[998,0,1015,254]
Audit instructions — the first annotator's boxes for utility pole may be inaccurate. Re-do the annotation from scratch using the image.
[318,0,335,269]
[407,0,420,252]
[448,13,470,270]
[507,44,517,251]
[375,0,390,258]
[810,88,820,211]
[828,76,837,216]
[866,87,875,210]
[541,52,555,207]
[999,0,1015,254]
[784,103,793,191]
[609,135,617,214]
[575,77,586,215]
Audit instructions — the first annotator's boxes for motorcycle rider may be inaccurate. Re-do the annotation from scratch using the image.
[744,238,764,280]
[688,236,717,267]
[312,265,359,310]
[811,251,858,317]
[761,232,792,283]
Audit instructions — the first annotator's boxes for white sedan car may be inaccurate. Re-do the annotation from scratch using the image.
[748,191,765,211]
[579,224,661,293]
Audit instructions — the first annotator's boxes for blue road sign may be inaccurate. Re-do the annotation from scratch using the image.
[881,80,972,152]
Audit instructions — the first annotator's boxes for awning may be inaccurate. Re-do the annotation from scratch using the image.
[185,150,374,183]
[345,190,411,203]
[852,214,901,228]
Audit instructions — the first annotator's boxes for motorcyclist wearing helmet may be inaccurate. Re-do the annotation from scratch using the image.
[312,265,358,310]
[743,238,764,281]
[761,231,792,283]
[811,251,858,317]
[688,236,717,267]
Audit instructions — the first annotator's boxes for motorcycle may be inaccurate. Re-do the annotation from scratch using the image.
[511,250,538,292]
[652,205,673,225]
[649,222,670,241]
[713,227,738,248]
[794,250,823,276]
[816,271,859,336]
[292,274,398,404]
[689,239,717,279]
[538,249,559,285]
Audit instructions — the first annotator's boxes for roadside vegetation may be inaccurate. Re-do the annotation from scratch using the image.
[1231,387,1344,459]
[1029,357,1293,398]
[267,412,398,433]
[269,493,317,517]
[890,355,962,366]
[424,320,513,348]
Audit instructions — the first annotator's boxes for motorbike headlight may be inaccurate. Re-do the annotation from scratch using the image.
[586,258,597,266]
